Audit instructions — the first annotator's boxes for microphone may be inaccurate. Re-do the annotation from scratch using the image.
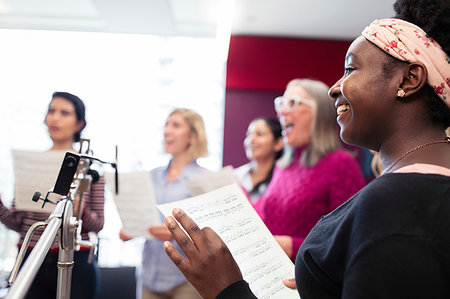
[32,191,41,203]
[32,191,56,207]
[53,152,80,195]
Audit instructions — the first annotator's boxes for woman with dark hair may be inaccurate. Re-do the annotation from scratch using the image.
[160,0,450,298]
[49,91,87,145]
[0,92,104,299]
[234,117,283,202]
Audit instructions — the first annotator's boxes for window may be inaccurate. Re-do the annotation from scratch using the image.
[0,28,226,273]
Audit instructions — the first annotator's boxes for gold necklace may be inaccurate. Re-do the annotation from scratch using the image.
[382,137,450,174]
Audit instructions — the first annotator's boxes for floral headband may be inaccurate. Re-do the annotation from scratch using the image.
[362,18,450,107]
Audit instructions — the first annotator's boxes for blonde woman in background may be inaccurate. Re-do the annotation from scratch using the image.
[121,108,209,299]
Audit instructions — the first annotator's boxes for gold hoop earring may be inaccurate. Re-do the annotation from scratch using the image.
[397,89,406,97]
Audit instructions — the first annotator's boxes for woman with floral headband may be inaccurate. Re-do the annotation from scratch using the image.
[159,0,450,298]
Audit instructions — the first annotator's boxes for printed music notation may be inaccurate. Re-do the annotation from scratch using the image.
[158,183,299,299]
[104,166,239,239]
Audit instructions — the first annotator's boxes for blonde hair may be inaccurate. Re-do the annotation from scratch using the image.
[169,108,208,159]
[370,151,383,177]
[278,79,341,168]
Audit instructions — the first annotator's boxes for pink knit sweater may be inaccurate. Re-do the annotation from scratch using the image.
[254,148,365,260]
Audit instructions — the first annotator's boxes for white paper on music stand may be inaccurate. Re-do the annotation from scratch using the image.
[185,165,237,196]
[13,150,67,213]
[105,171,161,239]
[158,183,299,299]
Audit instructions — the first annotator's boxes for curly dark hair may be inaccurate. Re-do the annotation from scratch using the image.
[393,0,450,54]
[386,0,450,129]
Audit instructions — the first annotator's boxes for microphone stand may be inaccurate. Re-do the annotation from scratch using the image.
[6,140,118,299]
[7,197,76,299]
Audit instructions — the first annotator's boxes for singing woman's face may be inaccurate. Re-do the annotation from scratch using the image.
[244,119,280,161]
[278,85,315,148]
[45,97,82,144]
[329,36,398,150]
[164,112,192,156]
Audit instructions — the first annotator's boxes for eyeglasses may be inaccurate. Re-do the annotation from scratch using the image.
[274,96,315,113]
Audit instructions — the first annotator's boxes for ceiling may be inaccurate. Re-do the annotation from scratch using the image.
[0,0,396,40]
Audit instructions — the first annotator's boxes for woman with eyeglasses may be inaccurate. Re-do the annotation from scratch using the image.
[234,117,283,203]
[161,0,450,298]
[249,78,366,260]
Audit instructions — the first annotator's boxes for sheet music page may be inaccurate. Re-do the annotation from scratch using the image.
[13,150,67,213]
[185,165,237,196]
[105,171,161,239]
[158,183,299,299]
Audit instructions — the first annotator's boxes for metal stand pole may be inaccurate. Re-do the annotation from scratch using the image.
[6,147,115,299]
[56,199,77,299]
[6,200,66,299]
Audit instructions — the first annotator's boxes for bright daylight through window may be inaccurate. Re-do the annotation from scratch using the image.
[0,28,226,277]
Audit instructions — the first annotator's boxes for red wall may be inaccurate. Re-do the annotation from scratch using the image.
[226,35,352,91]
[223,35,353,167]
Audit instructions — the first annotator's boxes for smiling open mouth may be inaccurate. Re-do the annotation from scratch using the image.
[337,104,350,115]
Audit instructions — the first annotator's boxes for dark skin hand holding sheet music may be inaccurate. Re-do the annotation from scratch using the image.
[163,208,243,299]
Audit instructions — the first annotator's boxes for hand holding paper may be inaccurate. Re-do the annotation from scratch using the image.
[148,224,173,241]
[119,230,132,241]
[158,184,299,299]
[283,278,297,290]
[105,171,161,239]
[164,208,244,299]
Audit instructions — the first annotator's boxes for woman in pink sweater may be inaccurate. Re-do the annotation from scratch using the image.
[254,79,365,260]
